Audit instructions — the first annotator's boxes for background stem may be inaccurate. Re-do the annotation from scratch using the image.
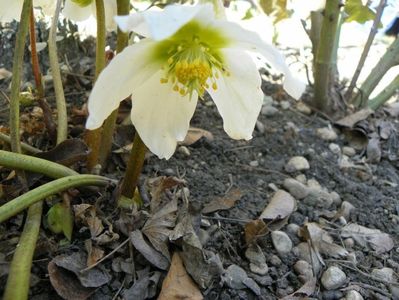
[368,74,399,110]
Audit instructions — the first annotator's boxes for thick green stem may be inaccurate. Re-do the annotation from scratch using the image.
[313,0,341,112]
[368,74,399,110]
[9,0,32,154]
[0,150,78,178]
[120,133,147,200]
[3,202,42,300]
[98,0,130,168]
[0,175,111,223]
[352,37,399,107]
[85,0,107,171]
[0,133,41,153]
[48,0,68,144]
[345,0,386,100]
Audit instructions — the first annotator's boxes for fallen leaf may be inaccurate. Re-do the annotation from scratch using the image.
[244,219,269,245]
[130,229,170,270]
[335,108,373,128]
[158,253,203,300]
[202,189,241,214]
[146,176,186,212]
[85,240,104,267]
[281,277,317,299]
[180,127,214,146]
[47,202,74,240]
[366,136,381,163]
[35,139,89,166]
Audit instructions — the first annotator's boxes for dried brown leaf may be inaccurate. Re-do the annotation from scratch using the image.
[147,176,186,212]
[85,240,104,267]
[281,277,317,299]
[35,139,88,166]
[259,190,296,220]
[180,127,214,146]
[244,219,269,245]
[202,189,241,214]
[158,253,203,300]
[335,108,373,128]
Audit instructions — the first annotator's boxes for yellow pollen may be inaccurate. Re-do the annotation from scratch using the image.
[160,78,168,84]
[212,82,218,90]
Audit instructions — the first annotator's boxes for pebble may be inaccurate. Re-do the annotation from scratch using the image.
[256,120,265,134]
[371,267,394,283]
[342,146,356,157]
[295,174,307,184]
[249,160,259,167]
[345,290,364,300]
[271,231,293,256]
[316,127,338,141]
[296,102,312,115]
[223,265,249,289]
[263,95,273,106]
[340,201,356,219]
[330,191,342,206]
[269,255,282,266]
[303,188,334,208]
[294,260,313,282]
[261,106,279,116]
[343,238,355,249]
[198,228,210,246]
[280,100,291,110]
[286,223,300,236]
[177,146,191,156]
[329,143,341,154]
[307,178,321,189]
[283,178,309,199]
[245,244,268,275]
[321,266,347,290]
[285,156,310,173]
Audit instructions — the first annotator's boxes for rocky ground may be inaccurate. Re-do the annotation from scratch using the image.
[1,20,399,300]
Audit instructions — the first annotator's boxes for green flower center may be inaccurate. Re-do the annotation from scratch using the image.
[72,0,93,7]
[153,20,230,97]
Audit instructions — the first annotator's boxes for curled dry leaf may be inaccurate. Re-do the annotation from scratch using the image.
[85,239,104,267]
[180,127,214,146]
[341,223,394,254]
[259,190,296,231]
[146,176,186,212]
[202,189,241,214]
[334,108,374,128]
[281,277,317,300]
[158,253,203,300]
[244,219,269,245]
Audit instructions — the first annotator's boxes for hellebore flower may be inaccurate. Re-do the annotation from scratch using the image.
[86,4,305,159]
[63,0,117,31]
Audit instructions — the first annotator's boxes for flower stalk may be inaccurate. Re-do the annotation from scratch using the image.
[48,0,68,144]
[85,0,107,170]
[368,74,399,110]
[98,0,130,168]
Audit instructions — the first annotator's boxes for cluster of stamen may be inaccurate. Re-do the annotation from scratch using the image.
[160,37,225,97]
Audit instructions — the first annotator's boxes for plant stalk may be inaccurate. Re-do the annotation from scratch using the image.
[48,0,68,144]
[0,132,41,153]
[345,0,387,100]
[0,175,111,223]
[368,74,399,110]
[313,0,341,112]
[352,37,399,107]
[120,132,147,200]
[9,0,32,154]
[98,0,130,168]
[85,0,107,171]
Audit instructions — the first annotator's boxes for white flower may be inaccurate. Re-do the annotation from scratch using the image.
[0,0,55,22]
[63,0,117,31]
[86,4,305,159]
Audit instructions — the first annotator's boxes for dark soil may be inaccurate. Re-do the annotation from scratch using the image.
[1,21,399,300]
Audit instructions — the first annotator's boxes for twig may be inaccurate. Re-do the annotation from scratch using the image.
[202,215,251,223]
[80,237,130,272]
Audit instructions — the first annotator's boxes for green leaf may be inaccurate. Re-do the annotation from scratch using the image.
[344,0,381,26]
[47,202,74,240]
[259,0,291,24]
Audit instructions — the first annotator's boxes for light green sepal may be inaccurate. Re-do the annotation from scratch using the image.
[47,202,74,240]
[72,0,93,8]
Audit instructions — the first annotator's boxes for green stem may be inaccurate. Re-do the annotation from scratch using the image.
[0,175,111,223]
[120,132,147,200]
[352,37,399,107]
[0,132,41,153]
[85,0,106,170]
[313,0,341,112]
[9,0,32,154]
[98,0,130,168]
[3,202,42,300]
[0,150,78,178]
[368,74,399,110]
[48,0,68,144]
[345,0,386,100]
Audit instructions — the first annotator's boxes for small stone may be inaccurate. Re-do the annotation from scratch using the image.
[268,183,279,191]
[338,216,347,225]
[296,102,312,115]
[263,95,273,106]
[245,244,268,275]
[198,229,210,246]
[256,120,265,134]
[295,174,307,184]
[329,143,341,154]
[390,284,399,300]
[303,188,333,208]
[178,146,191,156]
[249,263,269,276]
[343,238,354,249]
[261,106,279,116]
[340,201,355,219]
[307,179,321,189]
[269,255,282,266]
[330,191,342,206]
[321,266,347,290]
[271,231,293,256]
[286,223,300,236]
[345,290,364,300]
[316,127,338,141]
[283,178,309,199]
[249,160,259,167]
[285,156,310,173]
[280,100,291,110]
[222,265,248,289]
[371,267,394,283]
[294,260,313,282]
[342,146,356,157]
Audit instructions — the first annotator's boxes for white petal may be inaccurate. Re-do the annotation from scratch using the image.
[86,40,159,129]
[115,4,214,40]
[0,0,23,22]
[214,20,306,99]
[63,0,92,22]
[131,71,198,159]
[207,49,263,140]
